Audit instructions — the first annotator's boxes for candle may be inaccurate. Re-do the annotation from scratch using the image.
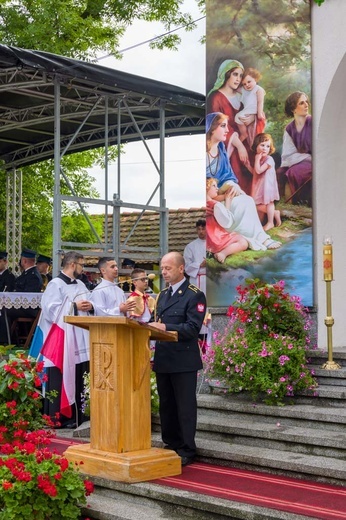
[323,236,333,281]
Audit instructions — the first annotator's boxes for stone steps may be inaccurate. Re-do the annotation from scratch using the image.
[152,431,346,485]
[76,348,346,519]
[82,478,319,520]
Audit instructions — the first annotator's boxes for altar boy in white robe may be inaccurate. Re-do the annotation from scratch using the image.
[89,257,136,316]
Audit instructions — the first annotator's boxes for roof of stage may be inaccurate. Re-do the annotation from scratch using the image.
[0,45,205,170]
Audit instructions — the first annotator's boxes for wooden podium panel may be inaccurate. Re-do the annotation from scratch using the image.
[63,316,181,482]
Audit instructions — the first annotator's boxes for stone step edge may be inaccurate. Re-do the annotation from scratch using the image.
[297,387,346,400]
[196,394,346,422]
[84,477,318,520]
[193,414,346,449]
[309,365,346,375]
[151,433,346,480]
[307,349,346,360]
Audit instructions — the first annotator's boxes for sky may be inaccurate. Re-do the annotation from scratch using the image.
[87,0,205,213]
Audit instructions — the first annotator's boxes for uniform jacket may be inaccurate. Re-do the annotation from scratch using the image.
[153,278,206,373]
[0,269,16,292]
[14,266,43,292]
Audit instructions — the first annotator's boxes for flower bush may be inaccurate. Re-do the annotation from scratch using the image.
[0,430,94,520]
[204,279,318,405]
[0,353,54,443]
[81,372,90,417]
[0,351,94,519]
[150,372,159,414]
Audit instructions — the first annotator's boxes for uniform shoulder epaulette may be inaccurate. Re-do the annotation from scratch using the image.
[188,283,200,293]
[158,287,169,298]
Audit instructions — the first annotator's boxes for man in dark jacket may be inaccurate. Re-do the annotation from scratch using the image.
[0,251,16,344]
[14,248,43,293]
[5,249,43,341]
[0,251,16,292]
[151,252,206,466]
[0,248,43,343]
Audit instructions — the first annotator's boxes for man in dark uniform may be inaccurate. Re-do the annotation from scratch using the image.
[0,251,16,292]
[36,254,52,290]
[6,248,43,328]
[119,258,136,292]
[0,251,17,344]
[150,252,207,466]
[1,248,43,343]
[13,248,43,293]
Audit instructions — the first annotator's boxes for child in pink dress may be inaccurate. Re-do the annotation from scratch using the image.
[206,178,248,263]
[251,133,281,231]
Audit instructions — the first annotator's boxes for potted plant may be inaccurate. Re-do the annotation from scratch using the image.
[204,279,318,405]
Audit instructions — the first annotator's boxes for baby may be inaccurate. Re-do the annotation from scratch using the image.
[234,67,265,143]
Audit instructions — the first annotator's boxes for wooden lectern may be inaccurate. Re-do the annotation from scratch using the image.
[63,316,181,482]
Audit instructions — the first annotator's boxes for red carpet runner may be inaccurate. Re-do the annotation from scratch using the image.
[154,463,346,520]
[50,436,88,455]
[52,439,346,519]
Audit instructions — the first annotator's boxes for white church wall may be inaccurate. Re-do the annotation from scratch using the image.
[312,0,346,348]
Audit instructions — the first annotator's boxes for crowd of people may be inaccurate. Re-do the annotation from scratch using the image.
[0,245,207,467]
[206,58,312,264]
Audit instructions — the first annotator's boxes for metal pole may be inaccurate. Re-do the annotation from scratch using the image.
[104,96,109,251]
[159,101,168,290]
[52,78,62,277]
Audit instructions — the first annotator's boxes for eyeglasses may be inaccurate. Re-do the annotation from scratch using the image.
[136,278,148,282]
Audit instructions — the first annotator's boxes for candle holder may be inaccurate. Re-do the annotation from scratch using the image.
[321,236,341,370]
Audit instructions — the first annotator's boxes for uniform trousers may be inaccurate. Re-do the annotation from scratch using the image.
[156,370,198,458]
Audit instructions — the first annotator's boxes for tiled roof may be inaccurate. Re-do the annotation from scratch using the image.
[111,207,206,264]
[82,207,205,267]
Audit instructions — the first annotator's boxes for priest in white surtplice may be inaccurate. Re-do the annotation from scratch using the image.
[30,251,95,428]
[184,219,207,294]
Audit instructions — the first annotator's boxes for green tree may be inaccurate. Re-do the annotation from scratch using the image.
[0,0,203,251]
[0,0,200,58]
[0,151,102,251]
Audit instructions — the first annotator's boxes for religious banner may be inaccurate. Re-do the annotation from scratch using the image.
[206,0,313,307]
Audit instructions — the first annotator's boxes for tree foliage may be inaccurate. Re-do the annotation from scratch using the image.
[0,0,202,251]
[0,151,102,252]
[0,0,199,58]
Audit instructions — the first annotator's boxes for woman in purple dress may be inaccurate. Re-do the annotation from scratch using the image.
[280,92,312,205]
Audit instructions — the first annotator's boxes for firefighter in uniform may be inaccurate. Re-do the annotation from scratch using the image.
[150,252,206,466]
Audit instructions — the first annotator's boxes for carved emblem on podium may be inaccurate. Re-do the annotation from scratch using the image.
[94,343,114,391]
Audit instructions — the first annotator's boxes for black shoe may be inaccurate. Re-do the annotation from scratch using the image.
[62,422,77,429]
[164,445,175,451]
[180,456,195,466]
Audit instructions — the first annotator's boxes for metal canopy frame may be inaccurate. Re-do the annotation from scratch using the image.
[0,45,205,275]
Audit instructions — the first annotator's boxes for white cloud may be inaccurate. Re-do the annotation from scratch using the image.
[91,0,205,212]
